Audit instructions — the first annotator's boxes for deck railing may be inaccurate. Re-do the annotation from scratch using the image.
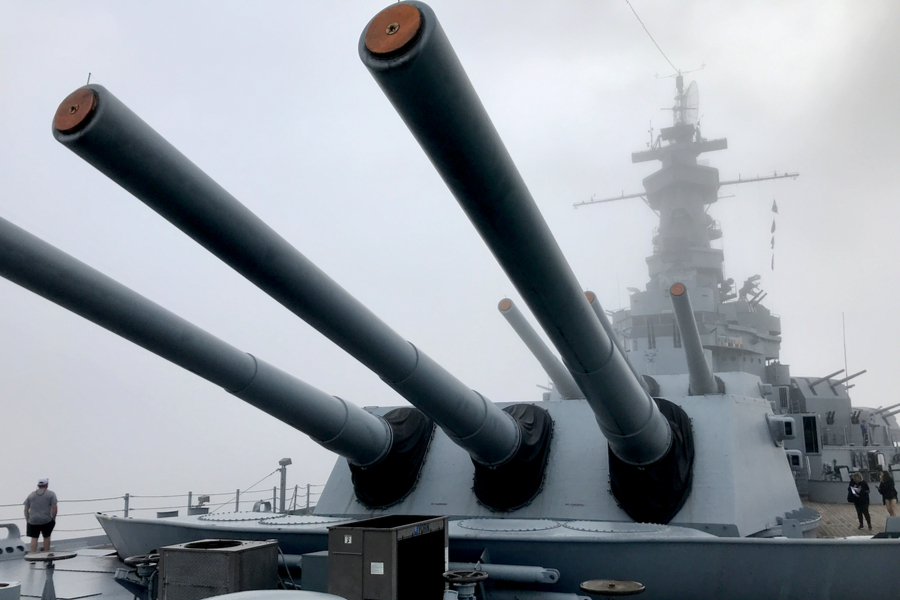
[0,479,324,540]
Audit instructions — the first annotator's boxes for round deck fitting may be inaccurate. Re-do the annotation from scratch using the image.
[24,551,77,563]
[123,553,159,567]
[580,579,645,596]
[443,570,489,584]
[456,518,560,532]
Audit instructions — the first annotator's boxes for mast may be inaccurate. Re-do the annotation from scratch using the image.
[579,77,796,383]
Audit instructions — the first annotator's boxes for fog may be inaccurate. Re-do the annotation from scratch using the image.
[2,2,898,536]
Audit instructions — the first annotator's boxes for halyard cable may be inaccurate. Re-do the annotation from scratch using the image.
[624,0,679,74]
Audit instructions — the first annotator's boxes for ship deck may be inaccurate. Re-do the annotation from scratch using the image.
[802,499,893,538]
[0,540,130,600]
[0,501,889,600]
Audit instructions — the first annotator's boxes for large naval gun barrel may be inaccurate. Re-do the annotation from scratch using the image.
[830,370,867,388]
[669,283,720,395]
[360,2,675,467]
[51,85,520,470]
[498,298,582,399]
[809,369,845,389]
[52,81,562,510]
[873,402,900,415]
[0,216,391,468]
[585,291,649,394]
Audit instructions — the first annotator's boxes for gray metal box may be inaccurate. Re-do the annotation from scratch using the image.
[159,539,278,600]
[300,550,329,593]
[327,515,447,600]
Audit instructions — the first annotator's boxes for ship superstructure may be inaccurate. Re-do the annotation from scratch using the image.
[582,75,900,501]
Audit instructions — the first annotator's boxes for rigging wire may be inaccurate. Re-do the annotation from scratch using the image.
[624,0,679,74]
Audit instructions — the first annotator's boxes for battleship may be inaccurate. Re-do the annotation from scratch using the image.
[3,2,900,600]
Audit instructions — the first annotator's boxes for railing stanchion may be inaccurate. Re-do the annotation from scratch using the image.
[235,489,240,512]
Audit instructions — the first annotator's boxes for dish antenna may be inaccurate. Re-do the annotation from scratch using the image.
[682,80,699,125]
[674,78,699,125]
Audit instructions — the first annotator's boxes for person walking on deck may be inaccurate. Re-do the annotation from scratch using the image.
[878,470,898,517]
[848,472,872,530]
[24,478,57,552]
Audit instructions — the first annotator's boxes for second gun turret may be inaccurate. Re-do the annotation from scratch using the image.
[669,283,722,396]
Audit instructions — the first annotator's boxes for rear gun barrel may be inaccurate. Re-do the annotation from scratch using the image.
[669,283,720,395]
[360,2,671,465]
[809,370,845,389]
[585,291,649,394]
[52,84,519,468]
[498,298,582,399]
[830,370,867,387]
[0,216,391,467]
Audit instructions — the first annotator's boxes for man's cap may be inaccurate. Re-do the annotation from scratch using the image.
[37,478,48,486]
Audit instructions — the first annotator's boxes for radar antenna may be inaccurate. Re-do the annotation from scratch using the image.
[657,70,703,127]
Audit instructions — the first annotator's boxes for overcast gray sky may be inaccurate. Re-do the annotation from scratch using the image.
[3,1,899,535]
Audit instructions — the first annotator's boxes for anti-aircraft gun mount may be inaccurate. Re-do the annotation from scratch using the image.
[7,1,900,597]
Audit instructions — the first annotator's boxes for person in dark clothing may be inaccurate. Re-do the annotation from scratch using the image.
[848,472,872,530]
[878,470,898,517]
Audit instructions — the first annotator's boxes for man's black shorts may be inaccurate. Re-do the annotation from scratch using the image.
[26,520,55,538]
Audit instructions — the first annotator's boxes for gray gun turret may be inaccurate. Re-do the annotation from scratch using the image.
[360,1,694,522]
[51,81,555,510]
[669,283,722,395]
[498,298,582,400]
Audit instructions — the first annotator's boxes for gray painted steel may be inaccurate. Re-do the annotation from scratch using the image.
[52,84,519,468]
[314,382,802,537]
[498,299,582,399]
[584,292,648,394]
[94,514,900,600]
[669,285,719,395]
[448,563,559,584]
[359,2,670,466]
[0,216,390,467]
